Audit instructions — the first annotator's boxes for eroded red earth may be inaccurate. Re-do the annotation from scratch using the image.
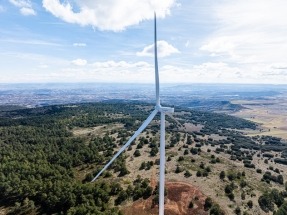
[122,182,208,215]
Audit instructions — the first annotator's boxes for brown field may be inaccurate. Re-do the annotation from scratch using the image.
[231,97,287,140]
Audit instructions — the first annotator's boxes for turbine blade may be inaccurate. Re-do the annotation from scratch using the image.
[91,109,158,182]
[154,12,160,106]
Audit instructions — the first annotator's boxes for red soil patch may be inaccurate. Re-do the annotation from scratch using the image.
[122,182,208,215]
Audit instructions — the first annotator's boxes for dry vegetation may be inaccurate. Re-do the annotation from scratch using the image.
[62,105,287,214]
[232,97,287,139]
[73,108,287,214]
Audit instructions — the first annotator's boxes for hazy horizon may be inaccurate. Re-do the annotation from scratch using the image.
[1,82,287,87]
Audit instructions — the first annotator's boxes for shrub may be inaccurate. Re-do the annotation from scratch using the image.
[220,171,225,180]
[275,201,287,215]
[277,175,284,185]
[184,170,192,178]
[196,170,202,177]
[115,190,128,205]
[270,189,284,207]
[210,159,216,164]
[256,169,262,174]
[247,200,253,208]
[205,166,211,173]
[204,197,213,211]
[258,193,274,212]
[190,148,198,155]
[225,185,233,194]
[240,180,247,188]
[150,147,158,156]
[234,207,241,215]
[209,204,225,215]
[202,170,209,177]
[175,166,183,174]
[143,186,153,199]
[134,149,141,157]
[241,192,246,200]
[227,172,236,181]
[118,166,130,177]
[139,162,146,170]
[227,192,234,201]
[199,162,205,169]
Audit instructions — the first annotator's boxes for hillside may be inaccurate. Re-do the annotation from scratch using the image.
[0,102,287,215]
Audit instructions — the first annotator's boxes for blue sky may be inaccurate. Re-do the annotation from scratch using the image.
[0,0,287,84]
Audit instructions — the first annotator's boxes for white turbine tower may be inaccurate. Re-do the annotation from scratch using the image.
[91,13,174,215]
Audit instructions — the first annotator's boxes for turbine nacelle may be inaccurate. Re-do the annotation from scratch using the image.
[156,105,174,113]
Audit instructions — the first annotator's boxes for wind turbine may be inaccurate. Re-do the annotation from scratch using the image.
[91,13,174,215]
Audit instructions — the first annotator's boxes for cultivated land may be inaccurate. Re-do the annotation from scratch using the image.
[231,94,287,139]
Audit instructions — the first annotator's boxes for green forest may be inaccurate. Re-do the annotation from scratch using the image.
[0,102,287,214]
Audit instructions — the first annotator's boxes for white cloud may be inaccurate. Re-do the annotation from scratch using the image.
[2,51,286,84]
[0,38,61,46]
[50,60,246,84]
[137,40,180,57]
[9,0,30,7]
[87,60,153,82]
[200,36,236,56]
[20,7,36,16]
[73,43,86,47]
[160,62,287,84]
[271,63,287,70]
[200,0,287,67]
[23,60,154,83]
[9,0,36,16]
[71,58,87,66]
[42,0,176,31]
[92,60,150,68]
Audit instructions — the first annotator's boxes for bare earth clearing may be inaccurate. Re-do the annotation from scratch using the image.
[122,182,207,215]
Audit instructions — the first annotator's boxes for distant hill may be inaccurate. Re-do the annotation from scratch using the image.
[176,100,245,112]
